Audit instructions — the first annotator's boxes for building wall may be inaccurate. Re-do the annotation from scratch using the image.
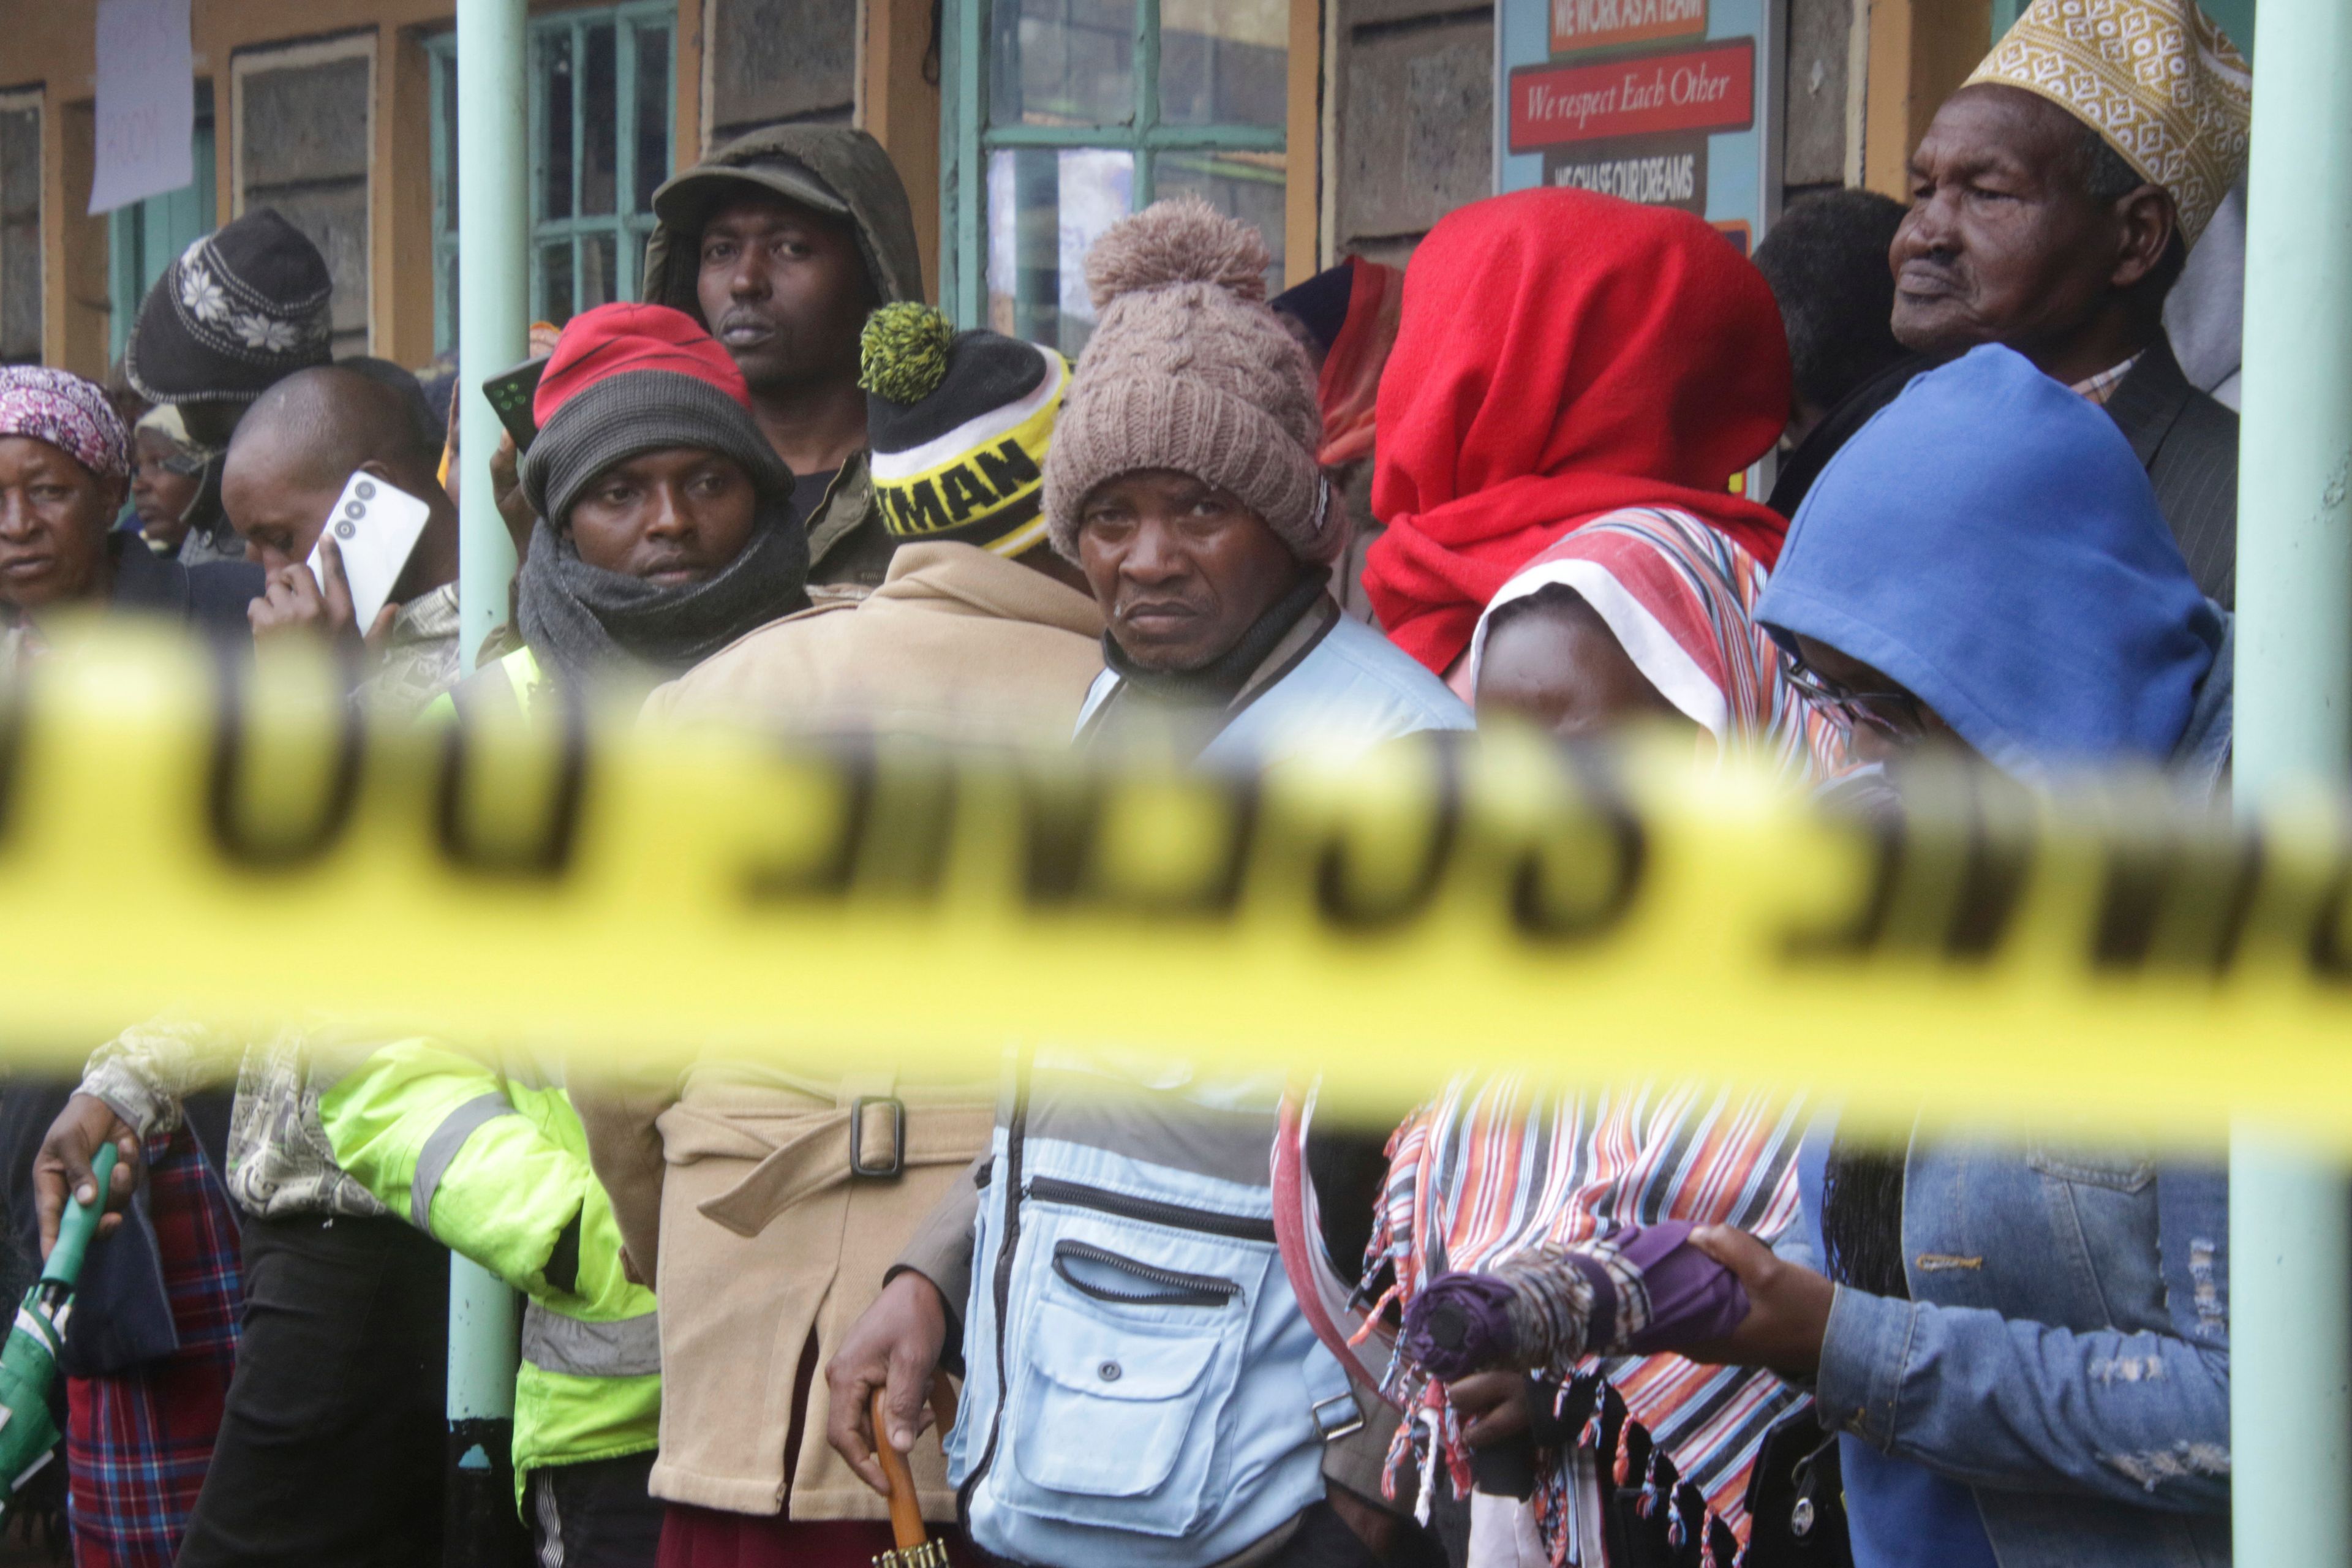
[1785,0,1863,198]
[1323,0,1494,270]
[704,0,858,145]
[1861,0,1992,198]
[0,0,714,380]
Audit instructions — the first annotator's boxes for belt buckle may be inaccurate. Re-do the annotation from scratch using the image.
[850,1096,907,1178]
[1311,1390,1365,1442]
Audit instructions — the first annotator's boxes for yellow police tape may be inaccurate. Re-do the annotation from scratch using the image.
[4,624,2347,1149]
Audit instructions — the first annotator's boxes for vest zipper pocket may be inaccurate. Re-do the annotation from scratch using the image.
[1051,1240,1240,1308]
[962,1066,1030,1506]
[1027,1175,1276,1243]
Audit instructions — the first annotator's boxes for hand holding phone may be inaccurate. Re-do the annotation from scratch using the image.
[307,470,432,632]
[482,358,549,454]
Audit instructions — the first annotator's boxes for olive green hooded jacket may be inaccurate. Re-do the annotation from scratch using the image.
[642,126,925,596]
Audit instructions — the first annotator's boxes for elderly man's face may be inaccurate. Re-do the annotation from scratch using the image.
[1889,85,2136,361]
[1077,469,1303,674]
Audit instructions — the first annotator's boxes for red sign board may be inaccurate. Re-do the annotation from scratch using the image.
[1507,39,1756,154]
[1551,0,1708,56]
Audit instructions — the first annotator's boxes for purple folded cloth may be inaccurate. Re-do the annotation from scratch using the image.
[1400,1221,1750,1381]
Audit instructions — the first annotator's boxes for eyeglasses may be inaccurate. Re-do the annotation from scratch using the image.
[1780,651,1926,742]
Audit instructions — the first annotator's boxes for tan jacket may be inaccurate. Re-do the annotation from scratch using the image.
[582,543,1103,1520]
[645,540,1105,741]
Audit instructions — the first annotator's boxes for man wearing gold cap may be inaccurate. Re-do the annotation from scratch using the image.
[1889,0,2250,606]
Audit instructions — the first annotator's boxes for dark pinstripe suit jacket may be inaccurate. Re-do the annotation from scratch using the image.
[2104,337,2239,609]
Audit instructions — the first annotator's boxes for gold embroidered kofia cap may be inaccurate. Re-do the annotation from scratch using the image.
[1966,0,2250,246]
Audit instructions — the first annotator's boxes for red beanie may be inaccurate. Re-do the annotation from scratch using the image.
[532,302,753,428]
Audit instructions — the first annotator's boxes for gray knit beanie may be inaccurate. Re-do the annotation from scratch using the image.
[1044,197,1337,565]
[521,371,792,528]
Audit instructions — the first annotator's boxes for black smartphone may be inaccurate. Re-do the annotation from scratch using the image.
[481,357,549,453]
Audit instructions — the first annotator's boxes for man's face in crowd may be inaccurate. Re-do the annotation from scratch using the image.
[1890,85,2137,360]
[1077,469,1303,674]
[566,447,760,586]
[0,436,122,610]
[221,442,351,573]
[695,194,872,394]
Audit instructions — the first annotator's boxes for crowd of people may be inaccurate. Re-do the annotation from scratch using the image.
[0,0,2254,1565]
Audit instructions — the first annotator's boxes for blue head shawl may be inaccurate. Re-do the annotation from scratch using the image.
[1755,344,2220,780]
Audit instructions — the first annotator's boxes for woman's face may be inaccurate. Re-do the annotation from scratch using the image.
[564,447,761,586]
[1475,592,1687,742]
[130,428,203,545]
[0,435,123,610]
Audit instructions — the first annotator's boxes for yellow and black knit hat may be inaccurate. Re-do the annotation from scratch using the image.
[861,304,1068,558]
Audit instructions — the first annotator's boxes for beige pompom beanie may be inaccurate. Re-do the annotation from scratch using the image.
[1043,197,1338,565]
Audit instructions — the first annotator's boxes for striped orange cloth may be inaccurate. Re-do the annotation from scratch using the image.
[1370,1077,1809,1563]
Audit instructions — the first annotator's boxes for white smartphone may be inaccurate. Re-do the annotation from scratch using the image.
[309,470,431,631]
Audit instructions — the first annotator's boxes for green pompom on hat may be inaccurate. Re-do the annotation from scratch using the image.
[859,303,956,405]
[864,312,1070,559]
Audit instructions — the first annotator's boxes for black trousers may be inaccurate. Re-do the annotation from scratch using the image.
[530,1451,664,1568]
[176,1211,451,1568]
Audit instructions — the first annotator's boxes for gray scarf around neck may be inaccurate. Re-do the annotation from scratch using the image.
[516,502,810,686]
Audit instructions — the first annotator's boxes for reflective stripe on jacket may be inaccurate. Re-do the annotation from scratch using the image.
[320,1041,660,1501]
[420,643,546,725]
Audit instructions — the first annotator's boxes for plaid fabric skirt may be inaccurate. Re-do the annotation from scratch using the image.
[64,1125,244,1568]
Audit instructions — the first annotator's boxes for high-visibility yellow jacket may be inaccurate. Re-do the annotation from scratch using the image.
[345,645,656,1500]
[421,643,546,722]
[318,1042,660,1498]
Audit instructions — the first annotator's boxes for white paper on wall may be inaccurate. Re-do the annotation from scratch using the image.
[88,0,195,215]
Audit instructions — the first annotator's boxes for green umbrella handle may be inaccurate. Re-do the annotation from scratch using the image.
[40,1142,119,1290]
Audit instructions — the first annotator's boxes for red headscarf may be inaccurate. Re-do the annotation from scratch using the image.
[1362,189,1792,675]
[1314,256,1401,468]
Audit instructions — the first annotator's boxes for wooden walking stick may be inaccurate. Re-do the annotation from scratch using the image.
[872,1387,951,1567]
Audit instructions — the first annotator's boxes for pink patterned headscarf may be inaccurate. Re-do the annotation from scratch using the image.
[0,368,132,484]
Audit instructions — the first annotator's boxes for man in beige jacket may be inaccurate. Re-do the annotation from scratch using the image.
[578,306,1099,1565]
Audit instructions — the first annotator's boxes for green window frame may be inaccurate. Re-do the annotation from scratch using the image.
[109,82,217,369]
[427,2,676,353]
[940,0,1292,351]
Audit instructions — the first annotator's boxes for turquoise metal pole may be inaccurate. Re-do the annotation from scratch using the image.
[457,0,528,671]
[2231,0,2352,1562]
[449,1,528,1561]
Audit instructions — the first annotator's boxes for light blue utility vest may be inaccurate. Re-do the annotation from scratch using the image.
[953,613,1468,1566]
[948,1070,1358,1568]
